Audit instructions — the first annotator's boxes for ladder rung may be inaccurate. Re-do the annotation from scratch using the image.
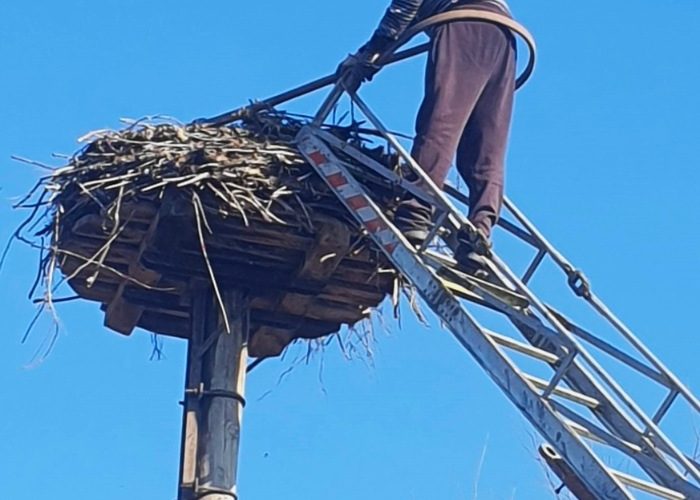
[485,330,560,364]
[565,419,643,454]
[438,275,529,310]
[439,277,483,303]
[612,470,686,500]
[524,375,600,409]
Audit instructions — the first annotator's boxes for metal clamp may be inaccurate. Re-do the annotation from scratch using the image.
[185,386,247,407]
[565,266,592,299]
[195,486,238,500]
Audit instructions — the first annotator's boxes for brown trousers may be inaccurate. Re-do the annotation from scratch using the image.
[410,20,516,238]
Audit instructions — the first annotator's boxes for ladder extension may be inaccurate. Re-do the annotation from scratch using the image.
[295,89,700,499]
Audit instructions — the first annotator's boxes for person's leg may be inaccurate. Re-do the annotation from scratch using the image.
[456,25,516,243]
[411,22,494,188]
[396,22,493,239]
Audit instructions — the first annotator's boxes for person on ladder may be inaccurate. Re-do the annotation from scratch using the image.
[338,0,516,272]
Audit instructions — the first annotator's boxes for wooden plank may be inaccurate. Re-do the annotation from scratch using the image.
[277,293,363,323]
[195,289,248,500]
[248,309,339,333]
[63,240,393,302]
[179,286,206,498]
[296,216,351,281]
[59,197,392,352]
[67,213,387,273]
[248,326,296,358]
[105,212,162,336]
[244,215,351,357]
[63,223,387,286]
[72,214,152,244]
[139,311,189,338]
[269,216,354,342]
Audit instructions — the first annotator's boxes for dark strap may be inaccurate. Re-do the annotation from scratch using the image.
[453,0,512,18]
[383,8,537,89]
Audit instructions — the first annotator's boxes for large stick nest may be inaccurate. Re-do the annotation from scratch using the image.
[10,110,414,359]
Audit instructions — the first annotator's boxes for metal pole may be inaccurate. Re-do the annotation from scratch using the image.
[179,287,249,500]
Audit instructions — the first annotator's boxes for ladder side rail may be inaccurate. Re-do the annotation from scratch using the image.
[554,402,645,456]
[437,240,700,492]
[341,89,700,484]
[451,181,700,418]
[316,106,543,253]
[502,197,700,415]
[643,436,700,477]
[314,128,476,255]
[313,129,446,209]
[297,127,632,499]
[346,92,478,235]
[303,127,700,498]
[309,84,700,491]
[547,307,670,388]
[541,443,688,500]
[492,249,700,485]
[589,291,700,414]
[445,184,695,446]
[347,92,524,295]
[512,312,649,443]
[552,401,700,497]
[450,182,698,435]
[510,316,700,496]
[502,197,579,277]
[425,255,609,388]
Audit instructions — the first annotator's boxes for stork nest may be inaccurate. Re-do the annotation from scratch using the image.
[42,112,384,231]
[8,109,418,360]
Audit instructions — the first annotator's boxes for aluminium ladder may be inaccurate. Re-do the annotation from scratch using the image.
[294,86,700,499]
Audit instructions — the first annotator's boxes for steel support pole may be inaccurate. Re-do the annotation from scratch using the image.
[178,287,249,500]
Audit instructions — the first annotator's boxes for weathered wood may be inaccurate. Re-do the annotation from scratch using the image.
[247,326,296,358]
[59,198,393,358]
[139,311,190,338]
[199,289,247,500]
[179,287,248,500]
[247,216,352,357]
[178,286,206,499]
[105,212,162,335]
[296,216,350,280]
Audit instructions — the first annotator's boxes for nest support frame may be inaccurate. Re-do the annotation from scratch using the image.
[58,186,395,359]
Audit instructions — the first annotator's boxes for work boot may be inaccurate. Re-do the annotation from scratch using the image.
[393,198,433,247]
[454,227,493,280]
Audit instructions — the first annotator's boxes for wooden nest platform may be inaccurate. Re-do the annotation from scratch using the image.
[18,111,403,358]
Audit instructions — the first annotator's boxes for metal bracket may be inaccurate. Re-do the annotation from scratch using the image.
[186,385,247,407]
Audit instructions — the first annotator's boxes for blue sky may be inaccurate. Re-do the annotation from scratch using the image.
[1,1,699,499]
